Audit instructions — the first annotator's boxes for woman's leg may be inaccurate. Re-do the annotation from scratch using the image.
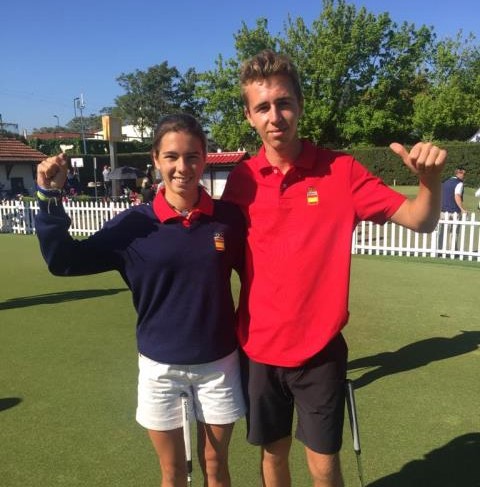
[196,421,234,487]
[148,428,188,487]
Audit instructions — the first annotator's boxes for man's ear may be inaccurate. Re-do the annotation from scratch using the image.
[244,106,255,128]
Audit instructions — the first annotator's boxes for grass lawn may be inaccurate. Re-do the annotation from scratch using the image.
[394,185,479,214]
[1,234,479,486]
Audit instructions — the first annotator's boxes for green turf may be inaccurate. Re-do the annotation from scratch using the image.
[1,234,478,486]
[393,184,479,214]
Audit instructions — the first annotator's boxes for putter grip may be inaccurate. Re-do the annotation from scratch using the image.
[346,380,361,453]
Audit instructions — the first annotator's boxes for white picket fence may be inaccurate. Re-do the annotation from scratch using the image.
[1,200,480,261]
[352,212,480,261]
[0,199,131,237]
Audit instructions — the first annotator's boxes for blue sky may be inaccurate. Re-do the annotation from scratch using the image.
[1,0,479,134]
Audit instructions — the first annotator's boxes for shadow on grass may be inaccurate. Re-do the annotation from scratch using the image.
[0,397,22,412]
[0,288,128,311]
[348,330,480,389]
[366,433,480,486]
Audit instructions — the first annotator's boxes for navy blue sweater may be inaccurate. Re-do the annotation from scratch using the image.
[441,176,463,213]
[35,191,245,364]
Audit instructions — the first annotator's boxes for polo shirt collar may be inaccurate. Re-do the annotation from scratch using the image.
[153,186,214,223]
[255,139,316,174]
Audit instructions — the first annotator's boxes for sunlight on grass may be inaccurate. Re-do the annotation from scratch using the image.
[1,235,478,486]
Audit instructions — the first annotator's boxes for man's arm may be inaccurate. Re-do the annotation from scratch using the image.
[455,185,467,213]
[389,142,447,232]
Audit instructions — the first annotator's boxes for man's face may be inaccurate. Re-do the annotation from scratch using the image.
[456,170,466,181]
[243,74,303,154]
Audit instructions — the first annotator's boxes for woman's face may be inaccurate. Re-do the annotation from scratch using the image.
[153,130,206,204]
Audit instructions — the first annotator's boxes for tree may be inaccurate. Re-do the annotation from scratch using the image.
[412,33,480,140]
[176,68,206,123]
[114,62,205,138]
[31,126,67,134]
[115,62,180,136]
[199,1,437,148]
[66,115,102,133]
[198,18,277,151]
[281,1,436,146]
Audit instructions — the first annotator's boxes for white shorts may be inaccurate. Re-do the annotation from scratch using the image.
[136,349,246,431]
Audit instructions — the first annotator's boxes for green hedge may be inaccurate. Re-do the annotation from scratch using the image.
[31,139,480,191]
[349,142,480,187]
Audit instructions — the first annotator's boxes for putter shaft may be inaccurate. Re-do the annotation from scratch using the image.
[346,380,365,487]
[181,393,193,486]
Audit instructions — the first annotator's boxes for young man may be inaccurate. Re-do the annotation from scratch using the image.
[222,50,447,487]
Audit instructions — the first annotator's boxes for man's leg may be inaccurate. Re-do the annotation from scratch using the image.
[261,436,292,487]
[244,357,295,487]
[291,334,348,487]
[305,449,344,487]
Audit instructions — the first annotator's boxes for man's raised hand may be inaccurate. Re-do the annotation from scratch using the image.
[389,142,447,179]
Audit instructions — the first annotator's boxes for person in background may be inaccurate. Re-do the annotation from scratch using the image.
[441,167,467,215]
[439,167,467,251]
[102,164,111,197]
[475,185,480,209]
[141,177,156,204]
[222,49,447,487]
[35,113,246,487]
[65,168,80,196]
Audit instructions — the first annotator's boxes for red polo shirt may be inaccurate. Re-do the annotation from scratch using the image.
[223,140,406,366]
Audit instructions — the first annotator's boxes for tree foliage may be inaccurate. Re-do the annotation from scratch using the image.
[66,115,102,133]
[196,18,278,151]
[39,1,480,150]
[113,62,204,136]
[198,0,480,149]
[412,34,480,140]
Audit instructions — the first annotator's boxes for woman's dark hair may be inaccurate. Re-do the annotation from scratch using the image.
[151,113,207,158]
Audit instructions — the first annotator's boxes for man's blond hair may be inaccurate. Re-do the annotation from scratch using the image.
[240,49,303,108]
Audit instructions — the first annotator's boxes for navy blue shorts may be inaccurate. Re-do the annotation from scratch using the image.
[243,333,348,454]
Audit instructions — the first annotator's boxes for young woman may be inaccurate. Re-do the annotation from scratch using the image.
[35,113,246,487]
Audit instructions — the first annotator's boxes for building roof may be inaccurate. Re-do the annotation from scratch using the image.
[206,151,249,165]
[0,137,47,163]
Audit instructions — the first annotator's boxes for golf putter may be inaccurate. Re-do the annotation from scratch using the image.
[345,379,365,487]
[181,392,193,486]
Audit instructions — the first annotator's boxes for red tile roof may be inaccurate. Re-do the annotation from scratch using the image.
[0,137,47,163]
[206,151,249,165]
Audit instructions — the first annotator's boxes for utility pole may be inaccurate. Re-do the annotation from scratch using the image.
[73,95,87,155]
